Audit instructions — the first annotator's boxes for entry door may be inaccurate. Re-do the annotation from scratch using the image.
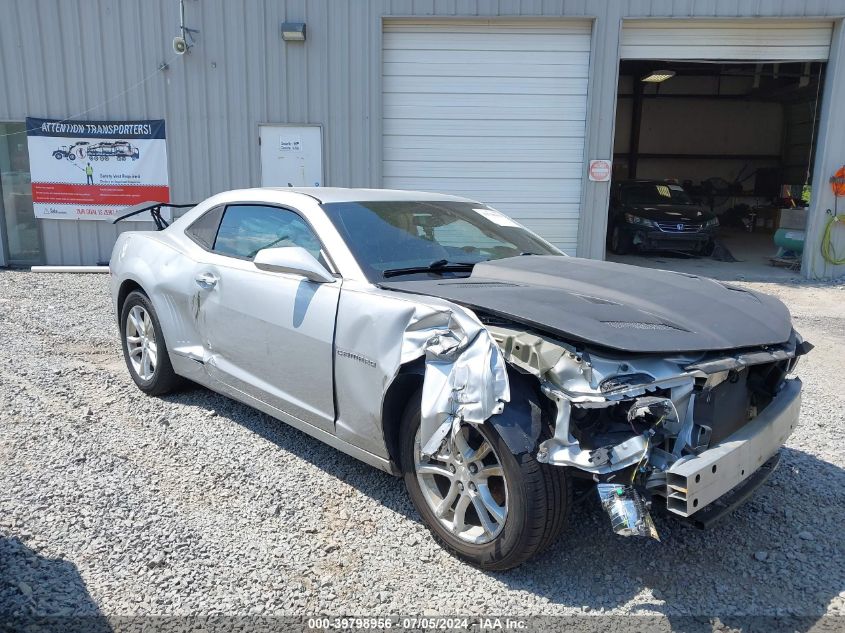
[259,125,323,187]
[198,258,340,432]
[382,20,591,254]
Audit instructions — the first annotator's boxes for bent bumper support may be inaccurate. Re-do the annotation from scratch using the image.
[662,378,801,516]
[657,452,781,530]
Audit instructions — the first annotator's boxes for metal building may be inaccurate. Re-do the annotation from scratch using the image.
[2,0,845,278]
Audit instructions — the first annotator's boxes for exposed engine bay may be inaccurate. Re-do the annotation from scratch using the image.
[378,256,810,538]
[483,320,811,538]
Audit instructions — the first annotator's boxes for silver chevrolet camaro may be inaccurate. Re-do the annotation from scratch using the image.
[110,188,810,569]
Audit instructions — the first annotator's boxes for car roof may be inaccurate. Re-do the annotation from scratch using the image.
[261,187,479,204]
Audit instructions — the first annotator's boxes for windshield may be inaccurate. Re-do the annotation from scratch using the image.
[621,183,693,206]
[321,201,561,281]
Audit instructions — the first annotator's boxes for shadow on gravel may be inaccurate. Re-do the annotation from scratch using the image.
[0,536,111,632]
[164,386,844,624]
[162,384,408,503]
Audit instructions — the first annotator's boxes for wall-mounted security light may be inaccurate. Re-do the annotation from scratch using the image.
[641,70,676,83]
[281,22,306,42]
[173,0,199,54]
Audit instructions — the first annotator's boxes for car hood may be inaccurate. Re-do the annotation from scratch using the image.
[378,256,793,354]
[623,204,713,223]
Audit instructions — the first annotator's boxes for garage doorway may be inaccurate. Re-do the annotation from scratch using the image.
[608,20,832,280]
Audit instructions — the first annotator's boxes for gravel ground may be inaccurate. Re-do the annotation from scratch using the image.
[1,270,844,620]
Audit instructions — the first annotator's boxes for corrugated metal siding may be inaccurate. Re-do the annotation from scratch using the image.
[0,0,377,264]
[1,0,845,267]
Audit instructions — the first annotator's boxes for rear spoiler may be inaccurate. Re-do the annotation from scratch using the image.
[112,201,197,231]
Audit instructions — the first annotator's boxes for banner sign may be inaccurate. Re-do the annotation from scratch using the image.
[25,117,169,221]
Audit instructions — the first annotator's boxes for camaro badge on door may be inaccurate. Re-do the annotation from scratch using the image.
[336,348,377,368]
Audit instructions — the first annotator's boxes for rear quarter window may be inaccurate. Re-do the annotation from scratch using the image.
[185,206,225,249]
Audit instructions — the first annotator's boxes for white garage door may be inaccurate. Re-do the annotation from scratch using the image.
[621,20,833,61]
[383,20,591,254]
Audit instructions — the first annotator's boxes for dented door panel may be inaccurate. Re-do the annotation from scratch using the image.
[195,253,340,433]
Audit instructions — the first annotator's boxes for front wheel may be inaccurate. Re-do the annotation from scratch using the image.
[120,290,182,396]
[399,394,570,570]
[610,225,631,255]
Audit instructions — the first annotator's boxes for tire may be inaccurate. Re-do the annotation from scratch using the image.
[399,392,570,570]
[119,290,182,396]
[699,239,716,257]
[610,225,631,255]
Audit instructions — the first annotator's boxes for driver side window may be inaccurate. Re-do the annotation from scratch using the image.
[212,204,323,261]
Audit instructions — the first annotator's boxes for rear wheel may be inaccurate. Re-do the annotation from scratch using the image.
[399,393,569,570]
[120,290,182,396]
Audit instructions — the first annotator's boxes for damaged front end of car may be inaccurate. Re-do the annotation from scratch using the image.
[484,322,812,539]
[344,281,810,542]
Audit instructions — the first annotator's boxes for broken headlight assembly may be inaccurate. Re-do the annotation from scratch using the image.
[597,483,659,539]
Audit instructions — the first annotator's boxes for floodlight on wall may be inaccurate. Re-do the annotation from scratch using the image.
[641,70,676,83]
[174,0,199,54]
[281,22,306,41]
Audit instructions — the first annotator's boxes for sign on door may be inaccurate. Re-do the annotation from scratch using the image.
[260,125,322,187]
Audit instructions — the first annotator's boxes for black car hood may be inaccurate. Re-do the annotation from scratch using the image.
[379,256,793,354]
[623,204,713,223]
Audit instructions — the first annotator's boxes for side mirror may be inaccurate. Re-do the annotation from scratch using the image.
[253,246,336,283]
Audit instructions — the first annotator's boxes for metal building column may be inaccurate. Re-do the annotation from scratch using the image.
[803,19,845,279]
[576,8,623,260]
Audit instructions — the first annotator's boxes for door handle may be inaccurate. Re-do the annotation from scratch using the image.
[195,272,218,289]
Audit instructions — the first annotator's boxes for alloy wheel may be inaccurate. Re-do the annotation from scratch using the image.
[125,305,158,381]
[414,424,509,544]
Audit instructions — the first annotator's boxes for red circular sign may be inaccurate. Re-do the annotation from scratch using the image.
[589,160,611,182]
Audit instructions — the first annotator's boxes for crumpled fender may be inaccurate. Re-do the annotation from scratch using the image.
[410,306,510,456]
[333,283,510,459]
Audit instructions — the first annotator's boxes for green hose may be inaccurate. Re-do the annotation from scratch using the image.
[821,214,845,265]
